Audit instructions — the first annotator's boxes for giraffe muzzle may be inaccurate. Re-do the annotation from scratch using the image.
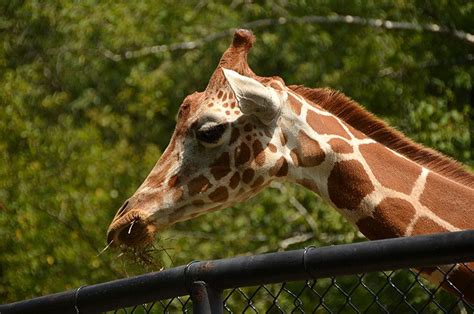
[106,209,157,248]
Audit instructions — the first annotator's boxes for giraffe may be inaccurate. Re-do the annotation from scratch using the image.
[106,29,474,302]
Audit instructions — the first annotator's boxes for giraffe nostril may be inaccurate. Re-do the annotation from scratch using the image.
[115,200,130,218]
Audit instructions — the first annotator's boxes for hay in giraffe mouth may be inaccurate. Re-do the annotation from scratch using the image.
[116,242,167,272]
[107,210,157,248]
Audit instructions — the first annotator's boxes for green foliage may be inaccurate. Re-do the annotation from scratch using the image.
[0,0,472,304]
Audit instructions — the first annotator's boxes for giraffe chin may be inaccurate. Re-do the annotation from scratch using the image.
[106,210,157,248]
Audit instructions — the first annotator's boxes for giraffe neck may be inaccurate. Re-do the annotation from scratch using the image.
[281,91,474,240]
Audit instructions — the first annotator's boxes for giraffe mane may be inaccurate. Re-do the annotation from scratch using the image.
[289,85,474,187]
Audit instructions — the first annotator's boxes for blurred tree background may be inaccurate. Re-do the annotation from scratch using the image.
[0,0,472,303]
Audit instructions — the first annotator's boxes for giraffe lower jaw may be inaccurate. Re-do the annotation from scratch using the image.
[106,210,157,248]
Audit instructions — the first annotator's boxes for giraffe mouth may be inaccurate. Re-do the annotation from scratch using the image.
[106,210,157,248]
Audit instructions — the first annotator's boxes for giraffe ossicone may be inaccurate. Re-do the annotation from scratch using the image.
[106,29,474,302]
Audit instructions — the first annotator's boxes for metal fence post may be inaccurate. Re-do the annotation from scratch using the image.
[191,281,223,314]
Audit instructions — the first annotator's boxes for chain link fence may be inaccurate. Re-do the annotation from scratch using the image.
[1,230,473,314]
[110,264,473,313]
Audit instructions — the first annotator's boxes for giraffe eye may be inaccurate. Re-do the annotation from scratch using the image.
[196,123,227,144]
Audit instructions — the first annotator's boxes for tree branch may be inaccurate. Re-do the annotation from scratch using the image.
[34,206,123,277]
[279,232,314,249]
[271,182,319,234]
[101,14,474,61]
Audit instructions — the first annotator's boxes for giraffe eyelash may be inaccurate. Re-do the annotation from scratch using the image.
[195,123,228,144]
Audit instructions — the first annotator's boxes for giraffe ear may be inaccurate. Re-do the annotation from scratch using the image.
[222,68,282,125]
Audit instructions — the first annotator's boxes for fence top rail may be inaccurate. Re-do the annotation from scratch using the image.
[1,230,474,314]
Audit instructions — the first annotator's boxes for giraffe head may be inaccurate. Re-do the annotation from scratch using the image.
[107,30,297,247]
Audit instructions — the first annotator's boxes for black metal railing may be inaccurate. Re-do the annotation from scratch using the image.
[1,230,473,313]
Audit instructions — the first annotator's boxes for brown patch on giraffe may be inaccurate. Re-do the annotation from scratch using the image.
[178,98,192,120]
[207,103,214,108]
[269,157,288,177]
[267,143,277,153]
[421,267,437,276]
[264,129,272,138]
[225,110,230,115]
[244,123,253,132]
[146,162,172,189]
[279,130,287,146]
[223,102,229,108]
[356,198,416,240]
[328,160,374,211]
[441,264,474,303]
[360,143,421,195]
[167,175,180,188]
[217,90,223,99]
[290,85,474,186]
[419,172,474,230]
[357,217,389,240]
[297,178,320,194]
[210,152,231,180]
[295,130,325,167]
[234,142,251,167]
[290,149,300,167]
[252,140,266,166]
[242,168,255,184]
[276,158,288,177]
[132,191,163,209]
[288,94,302,116]
[188,175,212,196]
[229,127,240,145]
[234,110,240,115]
[411,217,448,235]
[229,172,240,189]
[230,102,236,109]
[192,199,205,206]
[209,187,229,202]
[251,176,265,189]
[306,110,351,139]
[222,92,228,101]
[245,135,251,141]
[328,138,353,154]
